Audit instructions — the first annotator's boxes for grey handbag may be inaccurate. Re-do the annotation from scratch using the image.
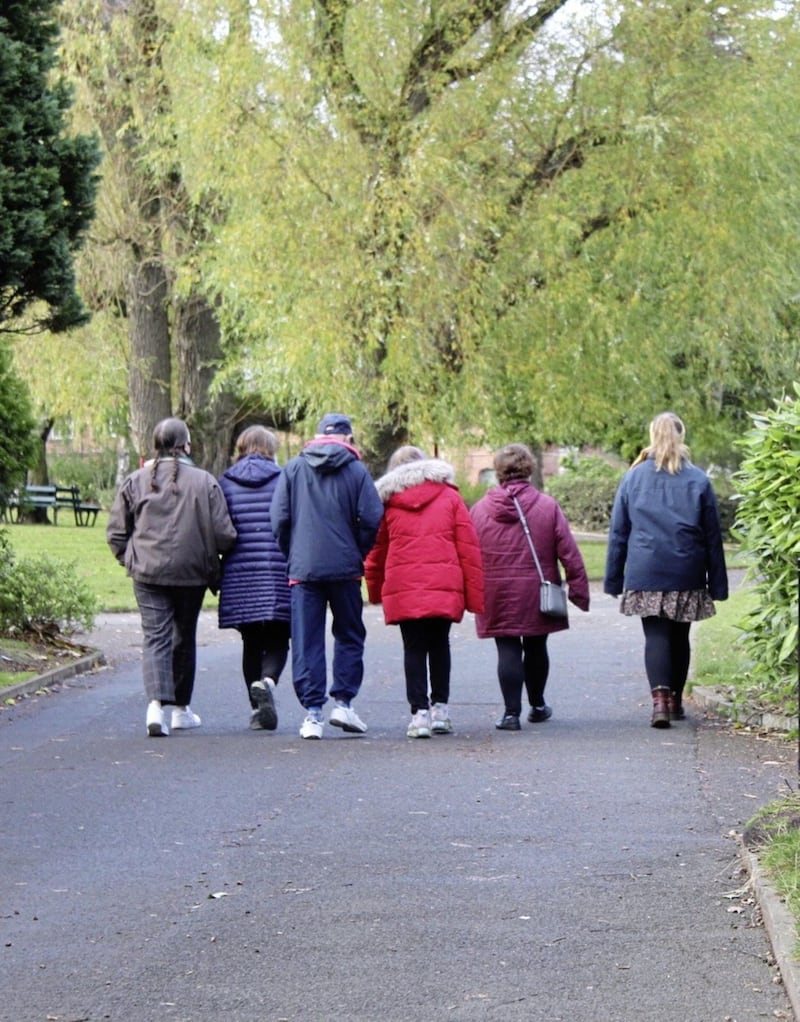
[510,495,568,618]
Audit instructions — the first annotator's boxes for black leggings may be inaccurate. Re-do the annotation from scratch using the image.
[398,617,452,713]
[494,635,550,717]
[239,621,290,706]
[640,617,691,695]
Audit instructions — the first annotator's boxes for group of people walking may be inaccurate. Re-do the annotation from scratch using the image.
[106,409,728,739]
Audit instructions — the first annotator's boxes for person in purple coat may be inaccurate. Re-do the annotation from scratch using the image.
[470,443,590,730]
[219,426,291,731]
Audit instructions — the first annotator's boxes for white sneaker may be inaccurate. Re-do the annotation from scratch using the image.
[329,703,367,734]
[407,709,432,739]
[300,712,324,740]
[146,700,169,737]
[171,706,202,730]
[431,703,453,734]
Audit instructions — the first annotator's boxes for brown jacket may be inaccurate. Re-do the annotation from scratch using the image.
[107,456,237,588]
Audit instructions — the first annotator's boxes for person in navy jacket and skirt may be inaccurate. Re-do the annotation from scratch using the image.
[219,426,291,731]
[604,412,728,727]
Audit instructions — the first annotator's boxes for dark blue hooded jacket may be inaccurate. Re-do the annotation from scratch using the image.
[604,456,728,600]
[218,454,290,628]
[270,439,384,581]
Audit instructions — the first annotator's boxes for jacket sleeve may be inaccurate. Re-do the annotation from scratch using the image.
[209,481,238,552]
[270,471,292,558]
[106,482,133,566]
[702,481,729,601]
[603,478,630,596]
[454,498,485,614]
[364,518,389,603]
[554,504,590,612]
[355,471,384,558]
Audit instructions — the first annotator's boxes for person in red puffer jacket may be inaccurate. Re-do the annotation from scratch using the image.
[365,446,485,739]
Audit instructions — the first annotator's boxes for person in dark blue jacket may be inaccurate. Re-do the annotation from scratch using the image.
[604,412,728,728]
[271,413,384,740]
[219,426,291,731]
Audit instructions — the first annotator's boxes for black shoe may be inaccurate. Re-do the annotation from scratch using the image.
[495,712,521,731]
[527,704,552,723]
[249,680,277,731]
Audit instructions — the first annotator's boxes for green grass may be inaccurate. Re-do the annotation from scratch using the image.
[2,513,219,613]
[691,586,756,691]
[3,518,609,615]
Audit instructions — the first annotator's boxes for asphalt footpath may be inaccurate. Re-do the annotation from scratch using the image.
[1,584,798,1022]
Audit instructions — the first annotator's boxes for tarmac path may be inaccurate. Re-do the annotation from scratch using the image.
[1,585,796,1022]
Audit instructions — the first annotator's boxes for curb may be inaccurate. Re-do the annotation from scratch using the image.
[691,685,799,734]
[741,843,800,1017]
[1,649,106,703]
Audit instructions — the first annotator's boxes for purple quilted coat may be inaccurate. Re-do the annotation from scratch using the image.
[218,454,290,629]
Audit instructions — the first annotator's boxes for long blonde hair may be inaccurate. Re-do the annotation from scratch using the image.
[633,412,690,474]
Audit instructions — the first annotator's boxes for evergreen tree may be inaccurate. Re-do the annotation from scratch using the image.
[0,0,100,333]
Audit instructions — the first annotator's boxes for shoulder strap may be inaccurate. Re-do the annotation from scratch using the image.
[510,494,545,582]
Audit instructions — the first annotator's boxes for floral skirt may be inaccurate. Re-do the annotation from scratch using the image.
[619,589,716,623]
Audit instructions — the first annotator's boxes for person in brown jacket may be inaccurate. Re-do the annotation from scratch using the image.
[107,418,237,737]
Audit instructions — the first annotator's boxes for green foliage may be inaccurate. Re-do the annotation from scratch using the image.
[732,384,800,704]
[0,0,101,332]
[545,457,624,533]
[48,449,119,504]
[0,526,96,634]
[0,342,36,492]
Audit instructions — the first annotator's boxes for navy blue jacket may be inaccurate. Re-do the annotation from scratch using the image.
[218,454,290,628]
[604,456,728,600]
[270,439,383,581]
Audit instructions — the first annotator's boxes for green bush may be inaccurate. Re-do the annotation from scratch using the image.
[732,385,800,708]
[48,449,120,505]
[0,527,97,635]
[545,456,623,532]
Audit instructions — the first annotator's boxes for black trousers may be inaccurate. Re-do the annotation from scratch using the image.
[398,617,452,713]
[641,616,691,695]
[494,634,550,717]
[239,620,290,706]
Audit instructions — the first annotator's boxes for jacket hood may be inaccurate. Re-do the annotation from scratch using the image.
[222,453,281,488]
[482,480,540,524]
[375,458,455,503]
[300,438,359,474]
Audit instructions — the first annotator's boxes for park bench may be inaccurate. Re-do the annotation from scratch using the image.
[4,484,100,526]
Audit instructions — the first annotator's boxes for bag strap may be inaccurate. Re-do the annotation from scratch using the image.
[510,494,546,583]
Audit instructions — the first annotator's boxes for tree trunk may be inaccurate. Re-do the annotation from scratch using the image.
[22,418,54,524]
[126,259,172,463]
[175,292,239,477]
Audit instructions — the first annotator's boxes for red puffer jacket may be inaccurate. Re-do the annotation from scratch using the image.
[365,459,484,624]
[470,479,590,637]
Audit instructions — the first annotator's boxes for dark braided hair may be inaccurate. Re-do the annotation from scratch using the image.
[149,418,191,493]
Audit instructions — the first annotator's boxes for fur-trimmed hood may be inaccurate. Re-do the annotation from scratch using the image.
[375,458,455,503]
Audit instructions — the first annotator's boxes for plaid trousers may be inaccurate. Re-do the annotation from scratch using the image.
[133,581,206,705]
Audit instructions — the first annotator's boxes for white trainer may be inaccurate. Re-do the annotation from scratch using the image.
[146,700,169,737]
[171,706,202,730]
[300,713,324,740]
[431,703,453,734]
[329,704,367,734]
[407,709,432,739]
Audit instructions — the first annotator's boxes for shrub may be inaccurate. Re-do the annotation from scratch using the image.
[545,455,624,532]
[732,385,800,708]
[0,528,97,635]
[48,449,120,505]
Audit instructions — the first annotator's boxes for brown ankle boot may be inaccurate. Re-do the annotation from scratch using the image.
[669,692,685,721]
[650,687,671,729]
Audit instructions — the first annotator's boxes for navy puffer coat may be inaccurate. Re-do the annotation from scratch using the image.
[218,454,290,629]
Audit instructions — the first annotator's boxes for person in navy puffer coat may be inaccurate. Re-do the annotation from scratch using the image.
[365,446,485,739]
[219,426,291,732]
